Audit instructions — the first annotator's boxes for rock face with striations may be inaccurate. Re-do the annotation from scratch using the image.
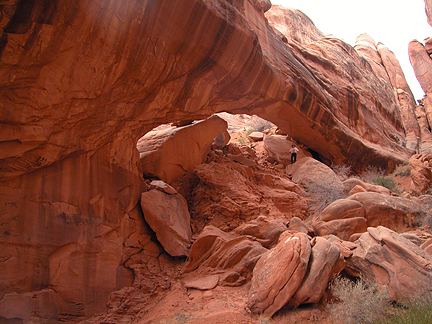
[137,115,229,183]
[0,0,427,320]
[345,226,432,303]
[408,0,432,154]
[140,186,192,257]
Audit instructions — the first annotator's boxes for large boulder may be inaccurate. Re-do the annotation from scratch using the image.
[313,199,367,240]
[287,157,345,206]
[343,178,392,196]
[184,226,267,286]
[345,226,432,302]
[140,188,192,257]
[289,237,343,306]
[137,115,229,183]
[314,218,368,241]
[263,135,310,165]
[247,232,311,317]
[318,199,366,222]
[349,192,423,232]
[233,216,288,248]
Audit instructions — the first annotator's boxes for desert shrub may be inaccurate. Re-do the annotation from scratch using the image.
[392,163,412,177]
[238,137,246,145]
[327,277,391,324]
[371,176,396,191]
[245,127,255,136]
[258,315,273,324]
[249,117,274,132]
[331,163,352,180]
[307,183,346,215]
[361,166,386,183]
[380,295,432,324]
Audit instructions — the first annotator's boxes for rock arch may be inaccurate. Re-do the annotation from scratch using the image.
[0,0,423,319]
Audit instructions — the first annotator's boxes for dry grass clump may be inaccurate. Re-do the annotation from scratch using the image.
[307,183,345,216]
[361,166,386,183]
[258,315,273,324]
[331,163,352,180]
[392,163,412,177]
[327,277,391,324]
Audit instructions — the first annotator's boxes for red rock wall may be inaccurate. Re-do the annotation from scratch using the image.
[0,0,422,319]
[408,0,432,154]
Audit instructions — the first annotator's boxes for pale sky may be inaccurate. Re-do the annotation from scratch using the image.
[270,0,432,100]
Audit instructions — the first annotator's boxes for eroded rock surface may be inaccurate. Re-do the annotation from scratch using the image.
[409,35,432,154]
[233,216,288,248]
[190,155,308,232]
[0,0,427,320]
[345,226,432,302]
[409,153,432,195]
[137,115,229,183]
[287,157,345,201]
[247,232,311,317]
[184,226,267,287]
[140,189,192,257]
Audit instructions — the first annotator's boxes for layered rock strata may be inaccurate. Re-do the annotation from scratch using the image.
[409,1,432,155]
[409,39,432,154]
[345,226,432,303]
[0,0,427,319]
[137,115,229,183]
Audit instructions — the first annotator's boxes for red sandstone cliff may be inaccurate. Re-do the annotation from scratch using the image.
[0,0,428,320]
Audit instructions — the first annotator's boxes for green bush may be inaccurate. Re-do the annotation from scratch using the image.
[371,176,396,191]
[380,296,432,324]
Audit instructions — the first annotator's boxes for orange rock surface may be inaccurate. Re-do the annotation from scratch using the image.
[0,0,430,321]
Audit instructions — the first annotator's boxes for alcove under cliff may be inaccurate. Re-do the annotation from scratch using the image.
[0,0,429,321]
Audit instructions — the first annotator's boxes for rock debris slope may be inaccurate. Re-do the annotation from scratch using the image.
[0,0,431,321]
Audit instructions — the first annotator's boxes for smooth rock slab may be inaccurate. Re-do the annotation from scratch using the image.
[349,192,423,232]
[140,189,192,257]
[264,135,309,166]
[183,275,219,290]
[314,217,367,241]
